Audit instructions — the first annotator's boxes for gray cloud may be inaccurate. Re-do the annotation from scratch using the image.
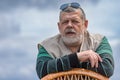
[0,0,58,11]
[0,0,119,80]
[0,0,100,12]
[0,15,20,39]
[0,36,38,80]
[111,42,120,80]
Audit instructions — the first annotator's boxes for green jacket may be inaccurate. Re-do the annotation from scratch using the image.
[36,32,114,79]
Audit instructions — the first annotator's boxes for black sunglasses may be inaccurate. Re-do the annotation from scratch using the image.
[60,2,81,11]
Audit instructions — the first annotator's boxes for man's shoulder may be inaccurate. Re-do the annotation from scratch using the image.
[89,33,104,41]
[86,33,105,51]
[38,34,60,48]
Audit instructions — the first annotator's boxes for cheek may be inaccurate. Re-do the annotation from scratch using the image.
[59,26,65,34]
[75,26,84,34]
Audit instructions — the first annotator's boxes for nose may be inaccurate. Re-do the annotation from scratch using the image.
[67,21,73,28]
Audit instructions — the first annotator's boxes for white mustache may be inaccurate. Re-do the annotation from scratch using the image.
[65,28,76,33]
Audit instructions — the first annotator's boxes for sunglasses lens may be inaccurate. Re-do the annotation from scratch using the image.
[71,3,80,8]
[60,4,68,10]
[60,2,80,11]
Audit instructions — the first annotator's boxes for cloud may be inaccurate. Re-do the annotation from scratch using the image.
[0,0,119,80]
[0,36,38,80]
[0,0,103,39]
[110,39,120,80]
[0,14,20,39]
[17,8,59,37]
[0,0,101,12]
[0,0,58,12]
[86,0,120,38]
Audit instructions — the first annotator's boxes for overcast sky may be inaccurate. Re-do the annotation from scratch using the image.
[0,0,120,80]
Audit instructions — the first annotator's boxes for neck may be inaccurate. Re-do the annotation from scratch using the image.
[67,44,81,53]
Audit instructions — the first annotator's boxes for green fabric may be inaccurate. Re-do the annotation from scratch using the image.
[36,45,73,78]
[47,59,58,73]
[96,36,112,55]
[36,36,114,79]
[61,55,71,71]
[37,45,52,58]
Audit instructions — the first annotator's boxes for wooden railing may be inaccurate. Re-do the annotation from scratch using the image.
[41,68,109,80]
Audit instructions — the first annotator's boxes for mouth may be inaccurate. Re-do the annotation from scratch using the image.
[65,31,76,36]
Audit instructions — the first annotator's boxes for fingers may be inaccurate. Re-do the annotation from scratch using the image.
[96,53,103,62]
[77,50,103,68]
[95,53,103,68]
[89,55,95,68]
[95,55,99,68]
[88,50,102,68]
[89,53,98,68]
[94,53,101,68]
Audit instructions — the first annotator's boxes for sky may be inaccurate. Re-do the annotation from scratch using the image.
[0,0,120,80]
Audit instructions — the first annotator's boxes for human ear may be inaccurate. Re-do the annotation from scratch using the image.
[84,20,88,29]
[57,22,61,33]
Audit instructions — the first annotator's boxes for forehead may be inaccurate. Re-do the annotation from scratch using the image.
[60,10,82,20]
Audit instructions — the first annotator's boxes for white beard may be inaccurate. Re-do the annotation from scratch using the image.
[61,34,83,47]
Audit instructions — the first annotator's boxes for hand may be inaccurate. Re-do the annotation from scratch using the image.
[77,50,102,68]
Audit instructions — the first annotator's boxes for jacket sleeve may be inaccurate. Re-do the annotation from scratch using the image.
[87,36,114,77]
[36,36,114,79]
[36,45,80,79]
